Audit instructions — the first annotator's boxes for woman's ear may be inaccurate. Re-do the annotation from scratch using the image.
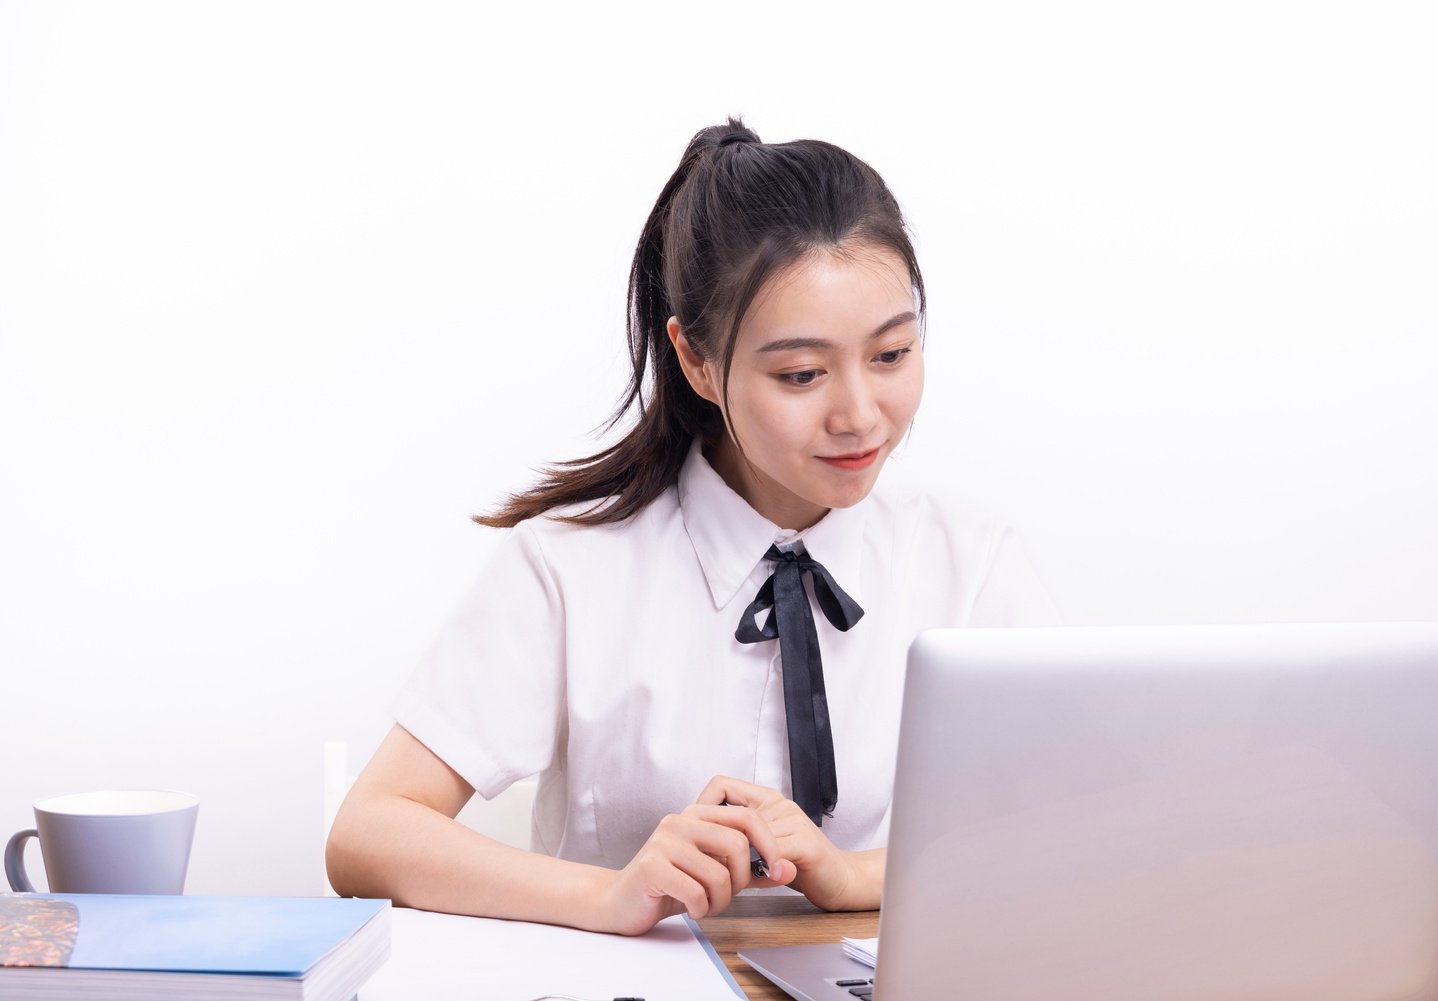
[667,317,722,407]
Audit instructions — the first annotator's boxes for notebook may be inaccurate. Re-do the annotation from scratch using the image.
[0,893,390,1001]
[742,622,1438,1001]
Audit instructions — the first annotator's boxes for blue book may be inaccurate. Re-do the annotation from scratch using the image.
[0,893,390,1000]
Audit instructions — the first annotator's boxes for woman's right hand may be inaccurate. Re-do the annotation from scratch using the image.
[333,726,795,936]
[598,804,797,936]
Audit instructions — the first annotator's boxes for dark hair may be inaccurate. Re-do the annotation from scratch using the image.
[476,117,926,528]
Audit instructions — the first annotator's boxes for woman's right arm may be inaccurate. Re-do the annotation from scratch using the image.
[325,724,794,935]
[325,723,614,929]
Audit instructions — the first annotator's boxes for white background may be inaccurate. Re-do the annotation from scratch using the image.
[2,1,1434,896]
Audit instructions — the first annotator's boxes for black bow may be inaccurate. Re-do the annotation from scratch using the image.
[735,545,864,826]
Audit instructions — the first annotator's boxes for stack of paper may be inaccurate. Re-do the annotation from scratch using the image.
[841,935,879,968]
[0,893,390,1001]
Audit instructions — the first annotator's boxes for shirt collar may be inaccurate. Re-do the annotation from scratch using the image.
[677,438,869,611]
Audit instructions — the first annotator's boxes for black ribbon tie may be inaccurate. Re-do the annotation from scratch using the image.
[734,544,864,827]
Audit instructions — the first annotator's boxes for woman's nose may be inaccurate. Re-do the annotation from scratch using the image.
[826,373,881,437]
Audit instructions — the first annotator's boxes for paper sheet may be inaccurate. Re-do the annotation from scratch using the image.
[361,907,739,1000]
[841,936,878,968]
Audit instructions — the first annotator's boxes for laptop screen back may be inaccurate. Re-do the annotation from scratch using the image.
[878,623,1438,1001]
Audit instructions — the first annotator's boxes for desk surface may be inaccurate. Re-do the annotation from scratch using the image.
[697,895,880,1001]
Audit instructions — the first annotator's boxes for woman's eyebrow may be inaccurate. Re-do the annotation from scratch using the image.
[755,310,917,354]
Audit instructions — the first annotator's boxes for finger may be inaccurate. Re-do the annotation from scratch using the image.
[695,774,781,809]
[772,813,845,867]
[681,803,785,876]
[695,774,746,806]
[754,858,797,887]
[640,854,709,920]
[673,812,760,895]
[764,804,824,846]
[670,840,737,917]
[654,814,753,904]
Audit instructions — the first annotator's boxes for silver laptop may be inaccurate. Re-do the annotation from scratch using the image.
[741,622,1438,1001]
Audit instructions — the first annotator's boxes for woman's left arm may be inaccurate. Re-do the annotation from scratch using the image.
[695,776,884,911]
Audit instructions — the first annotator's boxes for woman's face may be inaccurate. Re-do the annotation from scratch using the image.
[670,242,925,529]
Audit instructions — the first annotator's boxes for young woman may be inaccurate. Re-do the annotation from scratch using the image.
[325,118,1057,936]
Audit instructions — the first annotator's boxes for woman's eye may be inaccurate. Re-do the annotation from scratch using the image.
[780,370,822,386]
[876,347,912,365]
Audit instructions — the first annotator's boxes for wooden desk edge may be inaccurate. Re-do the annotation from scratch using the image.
[695,895,880,1001]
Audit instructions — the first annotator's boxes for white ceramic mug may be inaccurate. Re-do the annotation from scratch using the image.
[4,789,199,894]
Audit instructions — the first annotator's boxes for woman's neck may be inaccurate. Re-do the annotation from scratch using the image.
[702,438,830,531]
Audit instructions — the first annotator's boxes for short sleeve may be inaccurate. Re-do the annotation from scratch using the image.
[968,525,1063,627]
[392,521,567,800]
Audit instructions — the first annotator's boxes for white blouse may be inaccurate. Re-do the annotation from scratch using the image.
[393,439,1059,869]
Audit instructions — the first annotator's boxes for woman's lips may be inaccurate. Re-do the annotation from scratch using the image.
[819,448,880,471]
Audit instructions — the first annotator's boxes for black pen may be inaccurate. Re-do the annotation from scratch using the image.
[748,844,770,880]
[721,799,770,879]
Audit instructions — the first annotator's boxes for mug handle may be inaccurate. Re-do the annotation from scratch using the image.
[5,829,38,892]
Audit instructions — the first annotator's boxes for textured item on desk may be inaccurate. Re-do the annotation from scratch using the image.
[0,897,80,966]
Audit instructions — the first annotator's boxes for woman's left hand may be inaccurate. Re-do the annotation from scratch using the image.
[693,775,880,912]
